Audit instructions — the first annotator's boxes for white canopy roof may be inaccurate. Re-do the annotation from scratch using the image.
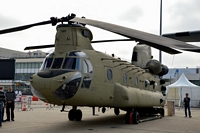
[168,73,198,87]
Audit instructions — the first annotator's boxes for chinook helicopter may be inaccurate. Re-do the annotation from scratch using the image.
[1,14,200,124]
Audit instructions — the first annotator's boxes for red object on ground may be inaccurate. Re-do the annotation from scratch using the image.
[32,96,38,101]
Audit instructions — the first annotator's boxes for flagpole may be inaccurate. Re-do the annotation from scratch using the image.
[159,0,162,63]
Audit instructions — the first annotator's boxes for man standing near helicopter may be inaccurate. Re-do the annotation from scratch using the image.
[183,93,192,118]
[5,86,16,121]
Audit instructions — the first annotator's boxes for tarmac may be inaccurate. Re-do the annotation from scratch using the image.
[1,101,200,133]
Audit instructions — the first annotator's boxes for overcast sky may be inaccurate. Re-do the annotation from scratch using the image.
[0,0,200,68]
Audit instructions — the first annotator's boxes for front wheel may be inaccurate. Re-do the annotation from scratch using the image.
[75,109,82,121]
[68,109,75,121]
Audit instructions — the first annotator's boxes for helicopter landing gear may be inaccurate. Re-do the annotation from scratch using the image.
[68,107,82,121]
[114,108,120,116]
[125,111,140,124]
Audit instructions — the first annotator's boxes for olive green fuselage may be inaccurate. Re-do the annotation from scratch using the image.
[31,50,165,108]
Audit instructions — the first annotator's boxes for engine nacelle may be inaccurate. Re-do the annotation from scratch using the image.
[158,64,169,76]
[145,60,162,75]
[145,60,169,76]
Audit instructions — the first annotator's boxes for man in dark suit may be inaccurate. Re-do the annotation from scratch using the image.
[5,86,16,121]
[183,93,192,118]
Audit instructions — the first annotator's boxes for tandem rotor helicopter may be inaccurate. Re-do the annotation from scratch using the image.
[1,13,200,124]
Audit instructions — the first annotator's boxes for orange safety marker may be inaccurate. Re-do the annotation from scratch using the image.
[22,101,27,111]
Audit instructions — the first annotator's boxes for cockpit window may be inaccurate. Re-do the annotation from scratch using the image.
[62,57,81,70]
[40,58,53,70]
[52,58,63,69]
[83,59,93,73]
[69,51,88,58]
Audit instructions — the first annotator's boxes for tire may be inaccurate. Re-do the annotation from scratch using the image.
[75,109,82,121]
[114,108,120,116]
[68,109,75,121]
[133,111,140,124]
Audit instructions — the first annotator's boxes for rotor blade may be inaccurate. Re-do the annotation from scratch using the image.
[0,20,52,35]
[91,39,134,43]
[70,17,200,54]
[162,30,200,42]
[24,44,55,50]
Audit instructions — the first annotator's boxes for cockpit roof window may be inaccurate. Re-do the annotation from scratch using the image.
[69,51,88,58]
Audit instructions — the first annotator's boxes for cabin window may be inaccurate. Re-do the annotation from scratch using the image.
[62,58,81,70]
[52,58,63,69]
[135,77,138,86]
[123,73,127,84]
[107,69,113,81]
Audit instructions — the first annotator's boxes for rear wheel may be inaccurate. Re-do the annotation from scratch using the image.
[133,111,140,124]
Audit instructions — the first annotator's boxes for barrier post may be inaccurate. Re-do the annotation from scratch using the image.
[27,96,33,111]
[21,96,28,111]
[167,101,175,116]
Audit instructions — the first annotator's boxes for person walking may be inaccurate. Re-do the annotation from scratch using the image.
[5,86,16,121]
[0,86,6,127]
[183,93,192,118]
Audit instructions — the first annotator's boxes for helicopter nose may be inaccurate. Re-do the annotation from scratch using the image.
[30,84,46,100]
[30,74,46,100]
[53,72,82,100]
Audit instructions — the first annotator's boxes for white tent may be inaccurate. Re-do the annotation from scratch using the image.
[166,73,200,107]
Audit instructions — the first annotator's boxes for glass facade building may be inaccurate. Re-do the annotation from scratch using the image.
[0,50,46,94]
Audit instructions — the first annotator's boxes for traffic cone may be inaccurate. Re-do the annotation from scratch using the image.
[22,101,27,111]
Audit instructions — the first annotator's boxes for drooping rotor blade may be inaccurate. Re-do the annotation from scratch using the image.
[0,15,76,35]
[162,30,200,42]
[91,39,134,43]
[0,20,52,35]
[70,17,200,54]
[24,44,55,50]
[0,14,76,34]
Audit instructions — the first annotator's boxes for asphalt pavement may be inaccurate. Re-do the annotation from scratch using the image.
[1,101,200,133]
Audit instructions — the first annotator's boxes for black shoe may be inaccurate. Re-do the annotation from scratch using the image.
[0,124,2,127]
[6,119,10,121]
[189,116,192,118]
[2,120,6,122]
[185,116,187,117]
[11,119,15,121]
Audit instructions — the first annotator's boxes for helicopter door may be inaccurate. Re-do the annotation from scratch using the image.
[81,59,93,89]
